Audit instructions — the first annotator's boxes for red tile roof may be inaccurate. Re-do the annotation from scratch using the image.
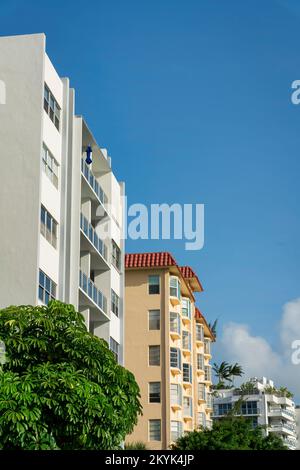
[125,252,177,269]
[180,266,204,292]
[195,307,203,320]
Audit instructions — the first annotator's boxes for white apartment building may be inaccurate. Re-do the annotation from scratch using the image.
[296,406,300,450]
[0,33,124,364]
[212,377,298,450]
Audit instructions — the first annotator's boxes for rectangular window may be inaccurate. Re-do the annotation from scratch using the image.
[197,412,206,427]
[183,397,192,417]
[42,143,59,188]
[149,310,160,330]
[111,240,121,270]
[171,421,183,442]
[197,353,204,370]
[206,392,213,409]
[198,383,206,401]
[149,382,161,403]
[170,384,182,406]
[149,420,161,441]
[109,337,119,363]
[241,401,258,415]
[196,323,204,342]
[111,289,120,317]
[181,297,191,318]
[170,312,181,335]
[148,275,160,294]
[204,365,212,382]
[170,276,180,298]
[183,363,192,383]
[170,347,181,369]
[40,205,58,249]
[38,269,56,305]
[182,330,191,350]
[217,403,232,416]
[204,339,211,355]
[44,84,60,131]
[149,345,160,366]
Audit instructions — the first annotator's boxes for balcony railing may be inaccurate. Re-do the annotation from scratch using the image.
[79,270,107,313]
[80,213,108,261]
[268,408,295,418]
[81,158,108,206]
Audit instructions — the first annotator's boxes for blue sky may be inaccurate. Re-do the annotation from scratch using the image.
[1,0,300,393]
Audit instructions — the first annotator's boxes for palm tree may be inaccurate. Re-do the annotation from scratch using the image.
[212,361,231,385]
[208,319,218,338]
[227,363,244,386]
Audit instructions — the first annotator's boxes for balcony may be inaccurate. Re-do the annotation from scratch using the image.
[268,423,297,436]
[81,158,108,211]
[79,270,108,321]
[268,408,295,421]
[80,213,109,270]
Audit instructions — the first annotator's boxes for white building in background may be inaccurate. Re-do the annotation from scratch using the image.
[0,33,124,364]
[212,377,298,450]
[296,406,300,450]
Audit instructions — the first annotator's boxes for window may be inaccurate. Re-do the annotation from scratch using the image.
[197,412,206,427]
[111,240,121,270]
[149,345,160,366]
[40,205,58,249]
[148,275,160,294]
[241,401,258,416]
[197,353,204,370]
[44,84,60,131]
[206,393,213,409]
[149,310,160,330]
[196,323,204,342]
[170,384,182,406]
[182,330,191,350]
[42,144,59,188]
[170,312,180,335]
[204,339,211,355]
[204,365,211,382]
[181,297,191,318]
[183,397,192,416]
[110,337,119,363]
[171,421,183,442]
[111,289,119,317]
[216,403,232,416]
[183,363,192,383]
[149,382,161,403]
[149,420,161,441]
[170,276,180,298]
[198,383,206,401]
[38,270,56,305]
[170,347,181,369]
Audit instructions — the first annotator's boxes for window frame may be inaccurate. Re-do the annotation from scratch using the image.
[148,310,160,330]
[111,289,120,317]
[149,382,161,403]
[111,240,121,271]
[40,205,58,249]
[38,269,56,305]
[149,345,160,366]
[149,419,161,441]
[109,337,119,363]
[170,347,181,369]
[148,275,160,295]
[44,84,61,131]
[169,275,180,298]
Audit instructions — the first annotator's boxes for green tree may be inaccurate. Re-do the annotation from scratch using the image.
[172,417,287,450]
[0,301,142,450]
[212,361,231,385]
[227,363,244,386]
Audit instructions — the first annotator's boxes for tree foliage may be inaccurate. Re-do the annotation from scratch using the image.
[172,417,287,450]
[0,301,142,450]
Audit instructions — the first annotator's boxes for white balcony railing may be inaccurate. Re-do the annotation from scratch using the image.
[81,158,108,206]
[79,270,107,314]
[80,213,108,261]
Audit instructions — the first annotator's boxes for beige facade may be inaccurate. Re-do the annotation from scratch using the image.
[124,253,214,450]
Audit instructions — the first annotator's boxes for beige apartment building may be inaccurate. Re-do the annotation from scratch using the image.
[125,252,215,450]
